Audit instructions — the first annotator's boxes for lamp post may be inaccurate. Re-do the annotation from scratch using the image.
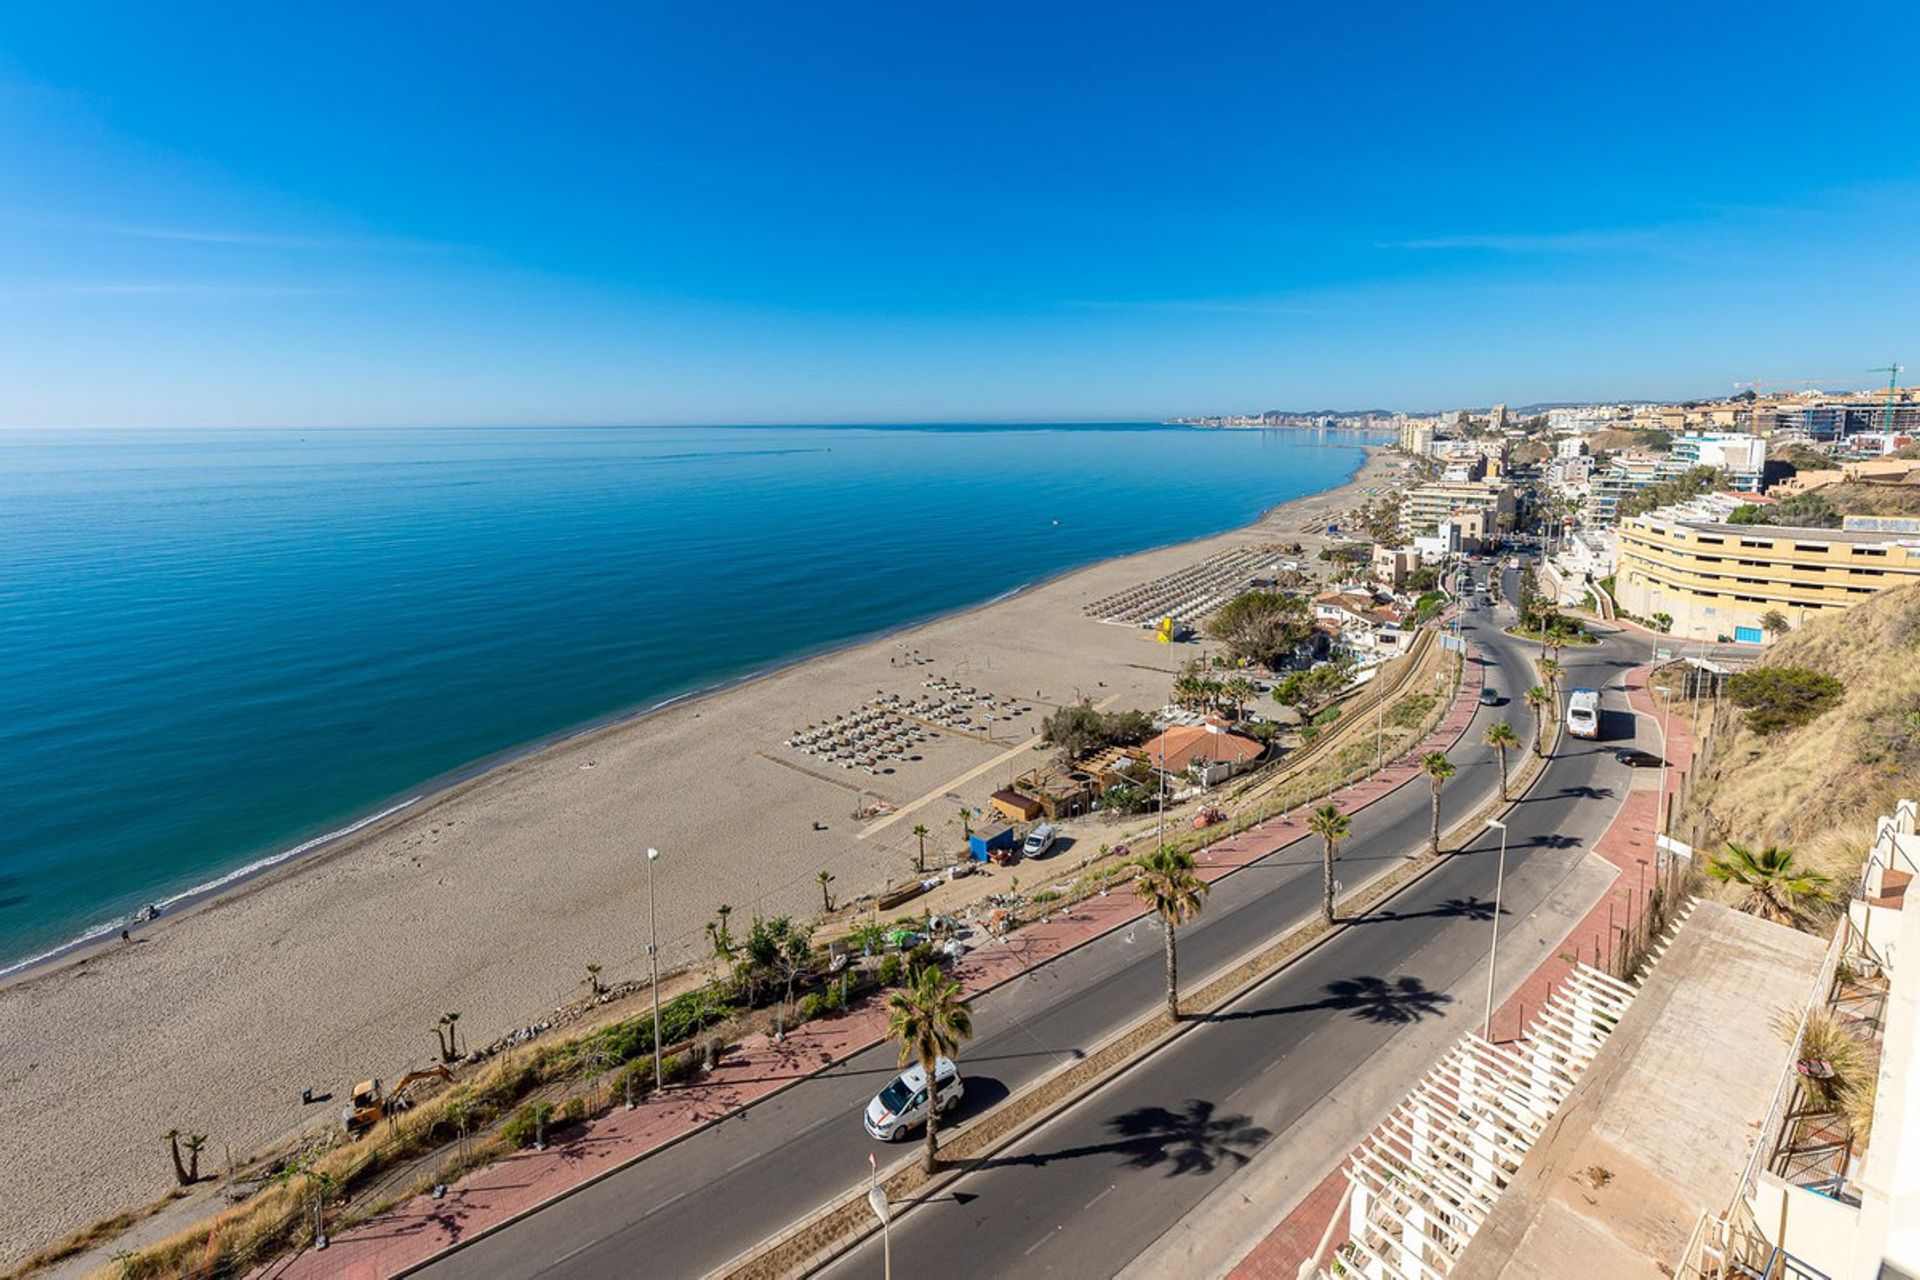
[646,846,663,1092]
[1654,685,1674,838]
[1156,739,1167,855]
[868,1155,891,1280]
[1482,819,1508,1041]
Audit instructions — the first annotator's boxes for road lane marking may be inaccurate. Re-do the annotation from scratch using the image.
[1085,1184,1116,1209]
[1024,1226,1060,1257]
[550,1238,598,1268]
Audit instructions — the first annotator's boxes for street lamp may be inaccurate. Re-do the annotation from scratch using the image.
[1482,819,1509,1041]
[646,846,663,1092]
[1654,684,1674,838]
[868,1156,892,1280]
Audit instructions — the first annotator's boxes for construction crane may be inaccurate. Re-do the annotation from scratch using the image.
[1868,363,1905,434]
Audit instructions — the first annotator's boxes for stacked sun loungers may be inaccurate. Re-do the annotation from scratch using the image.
[1083,544,1289,627]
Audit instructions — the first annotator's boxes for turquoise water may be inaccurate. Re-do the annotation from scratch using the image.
[0,424,1375,969]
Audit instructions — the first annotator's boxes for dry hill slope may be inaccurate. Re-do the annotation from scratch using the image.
[1685,580,1920,894]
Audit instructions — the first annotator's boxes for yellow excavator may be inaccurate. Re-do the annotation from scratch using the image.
[341,1065,454,1135]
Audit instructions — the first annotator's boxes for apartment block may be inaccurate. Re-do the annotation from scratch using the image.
[1399,480,1513,537]
[1615,514,1920,642]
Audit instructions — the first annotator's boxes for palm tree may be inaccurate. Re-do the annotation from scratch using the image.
[1483,720,1518,800]
[435,1012,462,1063]
[885,965,974,1173]
[1707,843,1834,926]
[1308,804,1351,924]
[165,1129,190,1187]
[1537,657,1562,698]
[1132,846,1209,1020]
[706,904,735,960]
[1420,752,1456,858]
[1225,676,1255,720]
[182,1133,207,1183]
[911,822,930,874]
[582,963,605,996]
[958,806,972,843]
[816,869,836,912]
[1524,685,1552,757]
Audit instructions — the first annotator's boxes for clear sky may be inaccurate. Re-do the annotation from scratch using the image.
[2,1,1918,427]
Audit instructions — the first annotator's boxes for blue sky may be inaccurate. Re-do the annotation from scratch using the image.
[2,1,1918,426]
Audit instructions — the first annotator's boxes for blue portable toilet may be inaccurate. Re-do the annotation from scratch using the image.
[969,825,1015,861]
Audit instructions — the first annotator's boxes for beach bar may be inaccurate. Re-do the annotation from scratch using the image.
[968,825,1016,862]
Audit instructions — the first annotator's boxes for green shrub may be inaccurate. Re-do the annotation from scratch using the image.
[796,992,824,1022]
[1387,692,1438,729]
[876,953,904,986]
[1728,667,1847,735]
[559,1097,586,1125]
[502,1101,555,1149]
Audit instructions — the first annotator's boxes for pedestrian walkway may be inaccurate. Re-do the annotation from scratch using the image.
[1227,661,1695,1280]
[255,656,1488,1280]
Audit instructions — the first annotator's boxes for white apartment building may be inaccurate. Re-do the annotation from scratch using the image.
[1695,801,1920,1280]
[1673,432,1768,493]
[1547,405,1627,433]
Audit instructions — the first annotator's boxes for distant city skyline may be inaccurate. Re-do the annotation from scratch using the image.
[2,2,1918,428]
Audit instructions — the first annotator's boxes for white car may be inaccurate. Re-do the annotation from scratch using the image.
[1022,824,1056,858]
[864,1056,964,1141]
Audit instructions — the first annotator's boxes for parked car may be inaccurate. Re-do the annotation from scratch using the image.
[1615,748,1665,768]
[1480,686,1500,705]
[1022,824,1057,858]
[863,1056,963,1141]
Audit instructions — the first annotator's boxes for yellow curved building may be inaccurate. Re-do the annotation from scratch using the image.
[1615,515,1920,644]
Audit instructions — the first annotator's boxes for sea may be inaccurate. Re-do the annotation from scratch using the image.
[0,423,1381,972]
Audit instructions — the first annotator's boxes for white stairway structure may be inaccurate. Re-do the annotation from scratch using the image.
[1311,963,1641,1280]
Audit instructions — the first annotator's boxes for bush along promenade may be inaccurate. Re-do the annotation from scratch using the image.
[87,639,1485,1280]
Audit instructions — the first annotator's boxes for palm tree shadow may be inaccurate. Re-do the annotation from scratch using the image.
[1358,895,1499,924]
[1323,975,1456,1024]
[973,1099,1270,1177]
[1201,974,1455,1026]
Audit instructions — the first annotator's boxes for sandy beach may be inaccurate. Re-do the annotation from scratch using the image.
[0,445,1398,1262]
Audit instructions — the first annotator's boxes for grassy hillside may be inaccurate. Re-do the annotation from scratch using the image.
[1825,481,1920,519]
[1683,580,1920,896]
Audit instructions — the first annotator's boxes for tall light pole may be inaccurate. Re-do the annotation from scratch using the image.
[1654,684,1674,838]
[868,1156,892,1280]
[646,846,663,1092]
[1482,819,1508,1041]
[1156,738,1167,855]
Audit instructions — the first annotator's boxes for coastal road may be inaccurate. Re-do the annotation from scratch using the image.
[817,593,1653,1279]
[418,568,1647,1280]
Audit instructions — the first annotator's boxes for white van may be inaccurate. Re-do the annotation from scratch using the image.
[1022,824,1056,858]
[864,1056,964,1141]
[1567,688,1600,739]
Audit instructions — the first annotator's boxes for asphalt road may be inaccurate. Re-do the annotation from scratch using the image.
[817,583,1654,1279]
[420,566,1649,1280]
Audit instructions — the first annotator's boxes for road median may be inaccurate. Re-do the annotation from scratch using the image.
[717,648,1558,1279]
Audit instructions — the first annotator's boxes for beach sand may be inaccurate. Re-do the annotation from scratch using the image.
[0,445,1399,1262]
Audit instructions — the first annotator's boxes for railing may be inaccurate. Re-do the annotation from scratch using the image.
[1699,921,1848,1274]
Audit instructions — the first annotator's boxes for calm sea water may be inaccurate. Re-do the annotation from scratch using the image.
[0,424,1376,969]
